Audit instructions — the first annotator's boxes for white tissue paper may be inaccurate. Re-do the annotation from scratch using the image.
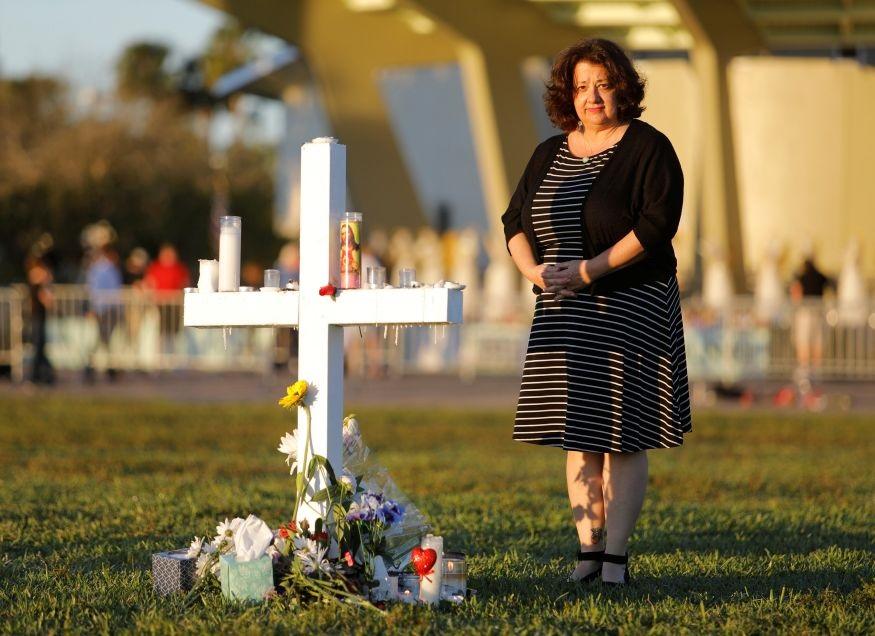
[234,514,274,562]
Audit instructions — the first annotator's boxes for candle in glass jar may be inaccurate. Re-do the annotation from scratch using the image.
[339,211,362,289]
[398,573,419,604]
[198,259,219,293]
[418,534,443,604]
[441,551,467,600]
[218,216,241,292]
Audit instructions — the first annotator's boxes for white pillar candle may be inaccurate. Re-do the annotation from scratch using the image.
[418,534,443,604]
[218,216,241,292]
[198,259,219,293]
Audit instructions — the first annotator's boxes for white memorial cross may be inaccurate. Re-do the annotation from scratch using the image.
[184,138,463,525]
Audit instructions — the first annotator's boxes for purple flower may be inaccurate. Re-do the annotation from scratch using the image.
[345,492,405,526]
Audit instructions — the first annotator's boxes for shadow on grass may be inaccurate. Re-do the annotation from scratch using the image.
[476,567,867,607]
[449,504,873,560]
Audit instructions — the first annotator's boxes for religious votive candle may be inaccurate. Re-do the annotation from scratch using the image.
[218,216,242,292]
[197,259,219,293]
[366,266,386,289]
[398,573,420,604]
[340,211,362,289]
[418,534,443,605]
[263,268,280,289]
[399,268,415,288]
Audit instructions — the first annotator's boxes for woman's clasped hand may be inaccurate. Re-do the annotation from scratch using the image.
[529,260,594,297]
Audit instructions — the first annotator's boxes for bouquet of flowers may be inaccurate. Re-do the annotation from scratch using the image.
[340,413,431,569]
[185,379,422,609]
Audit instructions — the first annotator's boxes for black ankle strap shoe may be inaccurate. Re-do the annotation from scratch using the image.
[571,549,604,584]
[600,551,631,585]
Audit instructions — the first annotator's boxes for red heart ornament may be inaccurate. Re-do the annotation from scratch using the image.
[411,546,437,577]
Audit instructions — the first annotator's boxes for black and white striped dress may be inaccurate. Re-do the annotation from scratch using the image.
[513,140,692,453]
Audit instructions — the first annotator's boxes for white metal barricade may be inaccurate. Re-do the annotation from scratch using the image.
[1,285,873,382]
[0,288,25,382]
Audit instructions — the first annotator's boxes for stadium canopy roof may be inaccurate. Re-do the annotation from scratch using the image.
[528,0,875,52]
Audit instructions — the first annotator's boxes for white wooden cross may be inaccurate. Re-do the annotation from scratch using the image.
[184,138,463,525]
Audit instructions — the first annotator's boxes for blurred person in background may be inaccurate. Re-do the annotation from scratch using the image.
[123,247,150,287]
[790,254,834,402]
[123,247,150,351]
[275,242,299,286]
[84,244,123,382]
[25,255,55,385]
[144,243,190,349]
[241,261,263,289]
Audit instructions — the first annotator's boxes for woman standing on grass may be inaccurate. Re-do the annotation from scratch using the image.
[502,38,692,585]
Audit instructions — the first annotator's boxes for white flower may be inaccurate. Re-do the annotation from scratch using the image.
[294,539,331,575]
[339,470,357,493]
[186,536,204,559]
[278,431,298,474]
[292,535,310,552]
[213,517,245,551]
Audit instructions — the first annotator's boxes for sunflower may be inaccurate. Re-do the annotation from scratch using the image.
[279,380,309,409]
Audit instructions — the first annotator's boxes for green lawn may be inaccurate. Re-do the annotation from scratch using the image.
[1,397,872,634]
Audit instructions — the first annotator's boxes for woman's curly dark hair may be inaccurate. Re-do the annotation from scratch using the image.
[544,38,645,132]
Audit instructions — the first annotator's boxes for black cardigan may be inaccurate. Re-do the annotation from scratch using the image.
[501,118,684,294]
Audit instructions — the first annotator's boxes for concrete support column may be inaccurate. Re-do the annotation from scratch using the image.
[691,44,747,291]
[673,0,764,292]
[456,43,536,231]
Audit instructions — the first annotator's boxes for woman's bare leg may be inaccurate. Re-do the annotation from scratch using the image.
[602,450,648,582]
[566,451,606,579]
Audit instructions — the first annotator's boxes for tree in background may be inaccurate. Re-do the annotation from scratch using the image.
[0,21,281,283]
[115,42,172,102]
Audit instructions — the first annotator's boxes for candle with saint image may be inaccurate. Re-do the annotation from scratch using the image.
[418,534,443,604]
[218,216,241,292]
[339,211,362,289]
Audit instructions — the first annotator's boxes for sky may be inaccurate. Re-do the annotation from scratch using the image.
[0,0,224,89]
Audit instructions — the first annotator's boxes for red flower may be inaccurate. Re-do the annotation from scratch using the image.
[343,550,355,567]
[312,531,329,544]
[319,284,337,297]
[277,520,298,539]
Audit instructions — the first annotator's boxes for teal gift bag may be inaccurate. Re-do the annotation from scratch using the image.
[219,554,274,601]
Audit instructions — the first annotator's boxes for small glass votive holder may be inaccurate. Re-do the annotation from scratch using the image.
[397,573,420,604]
[367,266,387,289]
[399,267,416,288]
[263,268,280,289]
[441,551,467,599]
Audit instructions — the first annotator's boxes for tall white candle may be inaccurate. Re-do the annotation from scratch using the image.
[419,534,443,604]
[218,216,241,292]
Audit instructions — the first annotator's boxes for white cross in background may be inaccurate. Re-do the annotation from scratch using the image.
[184,139,464,525]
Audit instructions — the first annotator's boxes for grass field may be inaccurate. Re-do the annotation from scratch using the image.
[1,396,873,634]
